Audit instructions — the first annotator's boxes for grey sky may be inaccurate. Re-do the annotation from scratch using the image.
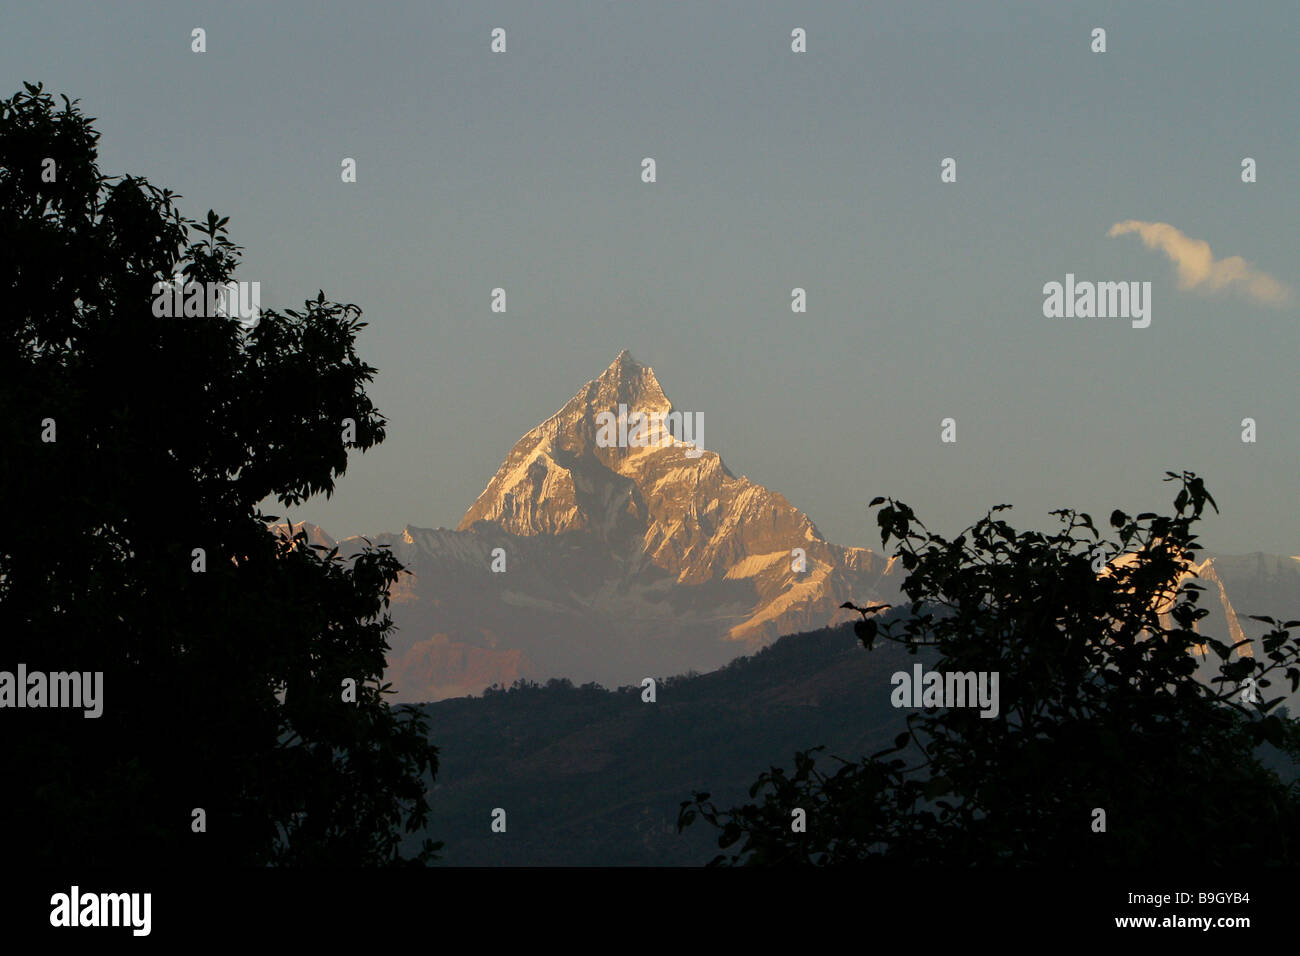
[6,0,1297,554]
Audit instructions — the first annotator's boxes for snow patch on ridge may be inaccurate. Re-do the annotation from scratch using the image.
[723,551,790,580]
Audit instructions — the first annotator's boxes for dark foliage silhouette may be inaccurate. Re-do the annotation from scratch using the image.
[0,83,439,865]
[679,472,1300,865]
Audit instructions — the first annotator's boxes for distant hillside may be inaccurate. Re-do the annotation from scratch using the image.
[406,608,1300,866]
[406,619,930,865]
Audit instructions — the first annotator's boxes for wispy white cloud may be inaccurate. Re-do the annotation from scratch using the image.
[1107,220,1291,306]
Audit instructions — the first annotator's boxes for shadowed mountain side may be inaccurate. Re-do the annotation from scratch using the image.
[337,523,773,695]
[1193,553,1300,645]
[404,621,931,865]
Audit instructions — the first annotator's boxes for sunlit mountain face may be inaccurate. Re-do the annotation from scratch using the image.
[290,352,900,700]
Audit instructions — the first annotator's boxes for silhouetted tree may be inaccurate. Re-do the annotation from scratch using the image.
[680,471,1300,865]
[0,83,439,865]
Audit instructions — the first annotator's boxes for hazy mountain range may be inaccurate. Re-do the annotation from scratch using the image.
[286,352,1299,702]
